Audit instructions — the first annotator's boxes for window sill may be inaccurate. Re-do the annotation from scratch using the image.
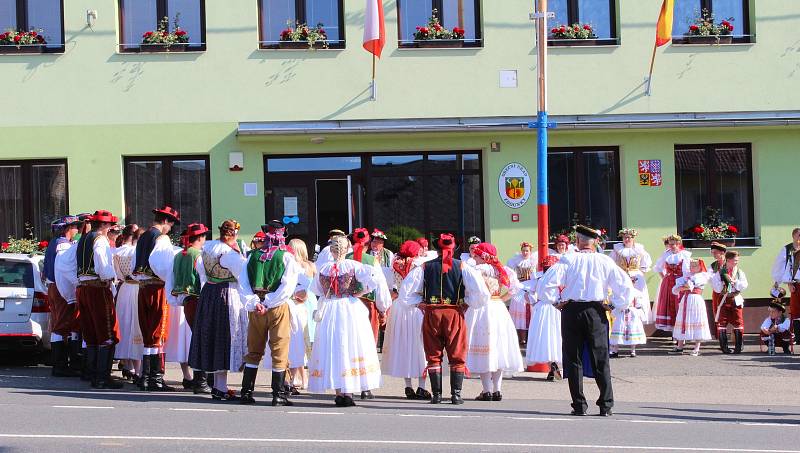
[547,39,619,47]
[257,47,345,52]
[670,42,754,47]
[0,48,64,55]
[397,45,483,51]
[116,50,206,55]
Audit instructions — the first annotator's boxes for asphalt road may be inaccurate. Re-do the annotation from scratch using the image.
[1,337,799,453]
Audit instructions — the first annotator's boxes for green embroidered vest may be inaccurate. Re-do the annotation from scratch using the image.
[247,249,287,293]
[172,247,201,297]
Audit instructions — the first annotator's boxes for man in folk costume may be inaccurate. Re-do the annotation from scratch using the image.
[711,250,749,354]
[133,205,181,391]
[56,210,124,389]
[369,228,393,350]
[241,220,301,406]
[169,223,211,394]
[761,290,791,355]
[772,228,800,345]
[398,233,490,405]
[709,242,727,339]
[538,225,636,416]
[46,215,83,377]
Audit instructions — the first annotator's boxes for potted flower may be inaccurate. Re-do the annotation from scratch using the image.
[687,207,739,247]
[685,10,734,44]
[1,237,48,256]
[413,10,465,48]
[279,22,329,50]
[140,15,190,52]
[0,29,46,54]
[550,23,597,43]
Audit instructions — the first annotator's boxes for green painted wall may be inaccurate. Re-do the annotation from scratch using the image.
[1,1,799,126]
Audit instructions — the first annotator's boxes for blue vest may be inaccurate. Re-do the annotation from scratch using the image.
[422,257,465,304]
[76,231,99,277]
[134,227,162,275]
[43,236,69,282]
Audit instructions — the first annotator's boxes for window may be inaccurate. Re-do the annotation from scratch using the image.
[118,0,206,52]
[123,156,210,228]
[397,0,482,47]
[0,160,68,241]
[675,144,754,245]
[547,147,621,246]
[549,0,618,45]
[368,152,483,244]
[0,0,64,52]
[672,0,751,43]
[258,0,345,49]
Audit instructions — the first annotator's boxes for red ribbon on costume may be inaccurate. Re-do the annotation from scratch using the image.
[352,228,370,261]
[437,233,456,273]
[329,262,340,297]
[474,243,510,287]
[393,257,413,279]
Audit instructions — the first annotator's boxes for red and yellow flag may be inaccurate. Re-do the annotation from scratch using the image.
[655,0,675,46]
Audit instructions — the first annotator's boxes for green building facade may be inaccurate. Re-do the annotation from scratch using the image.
[1,0,798,313]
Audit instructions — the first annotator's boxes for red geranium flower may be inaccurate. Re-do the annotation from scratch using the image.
[38,241,48,249]
[583,24,592,30]
[175,30,187,36]
[551,28,558,34]
[559,26,566,32]
[689,25,699,31]
[14,35,21,42]
[692,226,705,234]
[1,242,9,251]
[727,225,738,234]
[727,24,734,31]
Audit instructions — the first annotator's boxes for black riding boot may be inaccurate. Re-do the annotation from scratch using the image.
[138,355,150,390]
[733,330,744,354]
[450,371,464,405]
[150,354,175,391]
[94,345,124,389]
[428,370,442,404]
[794,320,800,345]
[68,338,83,375]
[718,330,731,354]
[193,370,212,394]
[51,341,80,377]
[240,367,258,404]
[86,346,99,387]
[271,371,293,406]
[81,347,92,381]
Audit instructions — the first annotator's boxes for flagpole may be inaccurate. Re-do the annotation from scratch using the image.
[646,41,657,96]
[371,53,377,101]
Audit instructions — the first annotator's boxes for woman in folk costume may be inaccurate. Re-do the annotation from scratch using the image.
[507,241,537,345]
[188,220,256,401]
[525,254,563,381]
[286,238,318,394]
[671,259,713,356]
[608,228,652,357]
[112,224,143,382]
[460,236,481,267]
[381,240,431,400]
[553,234,574,257]
[653,234,692,332]
[467,243,525,402]
[308,235,390,407]
[165,224,209,392]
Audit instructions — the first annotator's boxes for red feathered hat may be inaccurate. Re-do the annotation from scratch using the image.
[473,242,509,287]
[351,227,370,261]
[153,205,181,223]
[416,237,428,248]
[539,254,560,272]
[436,233,457,273]
[89,210,118,224]
[182,223,209,238]
[555,234,571,244]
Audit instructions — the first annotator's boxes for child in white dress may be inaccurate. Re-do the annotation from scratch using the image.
[671,259,712,356]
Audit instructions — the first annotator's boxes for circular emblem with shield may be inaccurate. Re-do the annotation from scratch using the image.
[498,162,531,209]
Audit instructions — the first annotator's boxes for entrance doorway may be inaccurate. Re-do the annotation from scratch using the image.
[315,179,350,246]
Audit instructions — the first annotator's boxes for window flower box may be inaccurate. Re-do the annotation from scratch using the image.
[139,43,188,52]
[278,40,326,50]
[140,15,190,53]
[279,22,329,50]
[685,10,734,45]
[686,35,733,45]
[413,9,465,49]
[0,30,46,54]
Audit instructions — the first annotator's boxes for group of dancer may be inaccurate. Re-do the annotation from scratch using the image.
[38,205,800,413]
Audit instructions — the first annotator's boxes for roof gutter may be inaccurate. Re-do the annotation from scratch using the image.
[238,111,800,136]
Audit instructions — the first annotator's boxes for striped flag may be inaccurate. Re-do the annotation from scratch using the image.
[363,0,385,58]
[655,0,675,46]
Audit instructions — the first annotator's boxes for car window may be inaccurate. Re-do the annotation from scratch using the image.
[0,259,34,288]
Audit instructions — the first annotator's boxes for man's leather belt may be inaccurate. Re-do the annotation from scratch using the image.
[78,279,111,288]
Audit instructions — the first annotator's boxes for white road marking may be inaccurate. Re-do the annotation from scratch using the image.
[0,375,48,379]
[52,406,114,410]
[169,408,228,412]
[741,422,798,427]
[397,414,478,418]
[286,411,344,415]
[0,434,797,452]
[510,417,575,421]
[629,420,688,424]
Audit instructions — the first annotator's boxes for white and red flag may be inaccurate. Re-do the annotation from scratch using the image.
[363,0,385,58]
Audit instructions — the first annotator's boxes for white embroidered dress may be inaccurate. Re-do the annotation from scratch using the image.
[672,272,713,341]
[308,259,387,394]
[113,244,143,360]
[381,256,426,379]
[507,253,537,329]
[464,264,525,374]
[525,272,562,364]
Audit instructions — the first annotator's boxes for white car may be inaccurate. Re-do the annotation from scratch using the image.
[0,254,51,357]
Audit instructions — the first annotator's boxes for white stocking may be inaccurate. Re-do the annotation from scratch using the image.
[214,371,228,392]
[479,373,492,393]
[492,371,503,392]
[404,378,413,388]
[417,376,427,390]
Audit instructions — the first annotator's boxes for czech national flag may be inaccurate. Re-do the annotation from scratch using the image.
[363,0,386,58]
